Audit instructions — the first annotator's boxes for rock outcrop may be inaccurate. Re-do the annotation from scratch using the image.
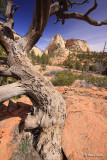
[44,34,91,64]
[65,38,91,52]
[45,34,91,55]
[44,34,69,56]
[31,46,43,56]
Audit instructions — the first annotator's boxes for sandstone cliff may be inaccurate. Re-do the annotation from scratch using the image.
[65,38,91,52]
[45,34,91,55]
[44,34,91,64]
[44,34,70,56]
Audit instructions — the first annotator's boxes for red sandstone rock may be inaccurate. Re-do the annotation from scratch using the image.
[0,85,107,160]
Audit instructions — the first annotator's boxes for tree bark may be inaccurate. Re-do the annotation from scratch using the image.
[1,0,106,159]
[0,81,26,103]
[0,43,66,159]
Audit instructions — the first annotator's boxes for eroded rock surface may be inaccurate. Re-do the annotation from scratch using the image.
[0,83,107,160]
[57,85,107,160]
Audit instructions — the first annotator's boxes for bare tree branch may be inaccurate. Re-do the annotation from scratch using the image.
[68,0,88,7]
[49,1,107,26]
[0,31,11,53]
[0,66,13,77]
[0,81,26,103]
[85,0,97,16]
[0,57,7,64]
[0,17,6,22]
[4,0,13,27]
[50,2,60,16]
[11,5,19,16]
[21,0,51,53]
[58,11,107,26]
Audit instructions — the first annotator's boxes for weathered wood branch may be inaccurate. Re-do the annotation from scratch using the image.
[0,17,6,22]
[4,0,13,28]
[58,12,107,26]
[49,1,107,26]
[2,0,19,39]
[50,2,60,16]
[0,81,26,103]
[11,5,19,16]
[21,0,51,53]
[68,0,88,6]
[0,31,11,52]
[0,57,7,64]
[0,66,13,77]
[85,0,97,16]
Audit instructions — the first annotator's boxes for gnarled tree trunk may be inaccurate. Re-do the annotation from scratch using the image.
[0,0,66,159]
[0,0,107,159]
[0,45,66,160]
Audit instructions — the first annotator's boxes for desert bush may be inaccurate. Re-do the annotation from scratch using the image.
[28,50,37,65]
[0,77,17,86]
[75,61,82,70]
[89,65,97,72]
[51,70,107,88]
[63,57,74,69]
[102,60,107,67]
[15,36,20,40]
[0,45,7,57]
[51,71,77,86]
[85,75,107,88]
[41,54,50,64]
[82,61,89,71]
[28,51,51,65]
[41,64,46,71]
[102,68,107,76]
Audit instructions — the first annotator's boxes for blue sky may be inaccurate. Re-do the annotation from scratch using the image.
[6,0,107,51]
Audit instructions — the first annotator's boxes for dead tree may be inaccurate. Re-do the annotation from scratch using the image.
[0,0,107,159]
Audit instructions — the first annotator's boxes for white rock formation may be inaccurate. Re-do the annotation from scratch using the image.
[45,34,91,56]
[44,34,69,56]
[65,38,91,53]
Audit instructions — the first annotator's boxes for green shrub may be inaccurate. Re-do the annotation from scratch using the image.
[0,45,7,57]
[89,65,97,72]
[15,36,20,40]
[75,61,82,70]
[28,51,51,65]
[41,54,50,64]
[85,75,107,87]
[28,50,37,65]
[103,60,107,67]
[0,77,17,86]
[63,58,74,69]
[102,68,107,76]
[51,71,76,86]
[51,70,107,88]
[41,64,46,71]
[82,61,89,71]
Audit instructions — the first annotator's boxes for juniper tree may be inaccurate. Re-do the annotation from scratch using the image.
[0,0,107,159]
